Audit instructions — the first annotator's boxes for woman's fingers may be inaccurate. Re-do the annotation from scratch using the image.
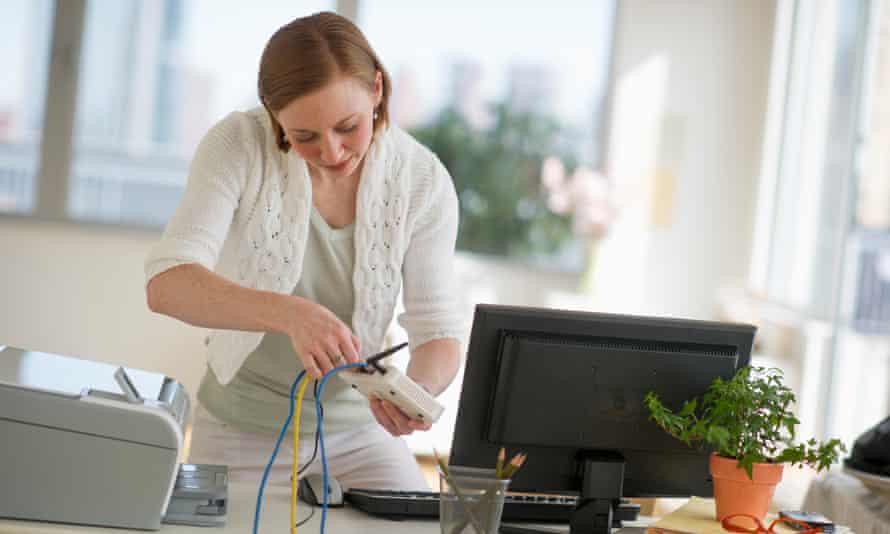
[326,348,345,368]
[302,356,322,379]
[392,402,432,432]
[369,398,434,436]
[314,351,334,377]
[381,401,410,435]
[381,399,427,435]
[307,342,353,379]
[324,325,359,368]
[370,399,399,435]
[287,300,363,375]
[407,417,432,432]
[339,337,360,365]
[350,333,361,363]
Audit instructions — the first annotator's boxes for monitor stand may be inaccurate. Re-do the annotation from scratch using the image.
[500,452,637,534]
[568,451,625,534]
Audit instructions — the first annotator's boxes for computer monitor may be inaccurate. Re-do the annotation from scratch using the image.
[449,304,756,533]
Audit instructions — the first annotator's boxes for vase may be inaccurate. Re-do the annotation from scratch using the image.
[709,452,784,521]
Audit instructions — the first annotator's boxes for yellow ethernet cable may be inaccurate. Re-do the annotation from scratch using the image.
[291,377,310,534]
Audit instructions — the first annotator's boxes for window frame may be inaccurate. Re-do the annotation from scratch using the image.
[31,0,84,221]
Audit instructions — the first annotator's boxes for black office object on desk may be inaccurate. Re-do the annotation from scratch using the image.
[449,304,756,534]
[344,488,640,524]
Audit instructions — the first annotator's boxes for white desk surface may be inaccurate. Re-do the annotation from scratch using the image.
[0,482,444,533]
[0,481,659,534]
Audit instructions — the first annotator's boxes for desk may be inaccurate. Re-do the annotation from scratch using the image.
[0,482,442,533]
[0,482,655,534]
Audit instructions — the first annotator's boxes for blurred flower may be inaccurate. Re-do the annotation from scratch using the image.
[540,156,618,239]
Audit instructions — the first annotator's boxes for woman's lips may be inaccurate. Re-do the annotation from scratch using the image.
[325,157,352,172]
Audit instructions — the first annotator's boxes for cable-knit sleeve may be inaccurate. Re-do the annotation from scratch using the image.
[144,112,254,285]
[397,154,467,348]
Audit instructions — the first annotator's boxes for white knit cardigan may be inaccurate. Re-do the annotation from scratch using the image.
[145,108,465,385]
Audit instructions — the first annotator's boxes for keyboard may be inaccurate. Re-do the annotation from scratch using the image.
[344,488,640,524]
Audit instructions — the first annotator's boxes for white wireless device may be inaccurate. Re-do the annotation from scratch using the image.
[339,365,445,424]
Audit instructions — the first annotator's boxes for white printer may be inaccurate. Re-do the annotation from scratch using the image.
[0,346,226,530]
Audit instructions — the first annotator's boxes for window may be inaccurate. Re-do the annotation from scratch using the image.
[750,0,888,446]
[827,0,890,444]
[5,0,618,265]
[0,0,54,214]
[752,0,868,320]
[68,0,332,225]
[2,0,333,224]
[358,1,616,268]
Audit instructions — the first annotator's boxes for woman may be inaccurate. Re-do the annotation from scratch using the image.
[144,11,464,490]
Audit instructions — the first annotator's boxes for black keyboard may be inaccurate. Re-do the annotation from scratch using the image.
[344,489,640,525]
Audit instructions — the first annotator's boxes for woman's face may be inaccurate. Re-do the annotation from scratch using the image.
[276,73,382,182]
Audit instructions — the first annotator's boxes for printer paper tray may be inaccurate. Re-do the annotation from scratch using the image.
[162,464,228,527]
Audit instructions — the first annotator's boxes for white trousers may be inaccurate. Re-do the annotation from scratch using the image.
[187,403,430,491]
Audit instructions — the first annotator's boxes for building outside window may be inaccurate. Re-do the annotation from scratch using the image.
[0,0,332,225]
[359,1,616,270]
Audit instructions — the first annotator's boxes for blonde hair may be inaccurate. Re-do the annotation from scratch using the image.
[258,11,392,152]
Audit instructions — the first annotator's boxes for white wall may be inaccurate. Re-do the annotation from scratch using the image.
[593,0,776,320]
[0,220,580,410]
[0,220,208,396]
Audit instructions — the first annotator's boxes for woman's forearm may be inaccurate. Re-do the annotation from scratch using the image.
[406,338,461,396]
[146,263,294,334]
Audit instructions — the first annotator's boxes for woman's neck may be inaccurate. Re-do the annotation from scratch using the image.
[309,162,362,229]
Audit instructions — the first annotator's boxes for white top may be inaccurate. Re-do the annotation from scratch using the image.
[145,108,466,385]
[197,207,374,435]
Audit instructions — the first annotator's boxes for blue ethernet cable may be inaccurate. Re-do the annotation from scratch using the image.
[256,358,381,533]
[252,370,307,534]
[315,362,365,533]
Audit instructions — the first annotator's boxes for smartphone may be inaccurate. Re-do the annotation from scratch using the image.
[779,510,834,532]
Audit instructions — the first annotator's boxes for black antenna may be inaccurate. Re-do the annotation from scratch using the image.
[363,342,409,374]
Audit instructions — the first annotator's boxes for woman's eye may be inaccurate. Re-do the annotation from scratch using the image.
[293,124,355,143]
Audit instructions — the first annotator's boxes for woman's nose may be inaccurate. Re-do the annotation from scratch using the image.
[319,134,344,164]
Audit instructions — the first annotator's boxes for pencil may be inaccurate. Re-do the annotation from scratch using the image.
[432,448,450,477]
[508,453,527,478]
[502,452,526,479]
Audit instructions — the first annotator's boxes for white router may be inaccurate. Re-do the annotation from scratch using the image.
[338,344,445,423]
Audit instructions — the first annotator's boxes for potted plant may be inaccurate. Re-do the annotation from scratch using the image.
[644,366,845,521]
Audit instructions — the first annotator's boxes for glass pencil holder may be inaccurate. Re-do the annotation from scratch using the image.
[439,466,511,534]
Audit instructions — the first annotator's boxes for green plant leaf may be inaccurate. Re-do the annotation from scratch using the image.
[644,365,845,475]
[679,399,697,417]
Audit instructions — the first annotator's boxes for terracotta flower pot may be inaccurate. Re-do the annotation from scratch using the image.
[709,453,784,521]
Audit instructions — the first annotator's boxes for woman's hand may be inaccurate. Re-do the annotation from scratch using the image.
[369,398,433,436]
[283,296,361,379]
[368,338,460,436]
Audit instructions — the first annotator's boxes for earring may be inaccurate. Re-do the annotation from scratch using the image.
[373,109,379,121]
